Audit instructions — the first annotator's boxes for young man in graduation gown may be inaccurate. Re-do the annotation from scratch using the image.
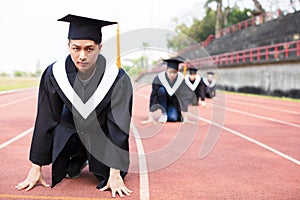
[203,71,217,99]
[16,14,133,198]
[143,57,194,123]
[184,67,206,106]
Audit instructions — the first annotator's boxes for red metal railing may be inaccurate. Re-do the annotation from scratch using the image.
[189,40,300,68]
[215,11,281,38]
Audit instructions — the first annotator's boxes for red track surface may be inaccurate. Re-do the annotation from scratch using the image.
[0,85,299,200]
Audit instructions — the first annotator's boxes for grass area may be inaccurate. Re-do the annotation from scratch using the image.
[0,77,40,92]
[225,90,300,103]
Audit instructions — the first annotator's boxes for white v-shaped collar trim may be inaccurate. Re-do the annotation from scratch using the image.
[185,75,201,91]
[158,71,184,96]
[203,77,216,87]
[52,57,119,119]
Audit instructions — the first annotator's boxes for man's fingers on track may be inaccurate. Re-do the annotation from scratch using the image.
[25,183,35,191]
[117,189,124,198]
[40,178,50,187]
[99,185,109,191]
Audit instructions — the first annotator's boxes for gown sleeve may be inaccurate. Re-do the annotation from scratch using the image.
[177,82,193,112]
[199,79,206,101]
[149,76,161,112]
[29,66,64,166]
[104,70,133,171]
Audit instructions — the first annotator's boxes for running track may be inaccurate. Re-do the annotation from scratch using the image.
[0,84,299,199]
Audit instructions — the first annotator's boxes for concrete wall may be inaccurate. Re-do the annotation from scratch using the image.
[205,61,300,98]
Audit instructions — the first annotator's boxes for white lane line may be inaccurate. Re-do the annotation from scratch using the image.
[227,95,299,108]
[226,99,300,115]
[0,87,37,95]
[189,113,300,166]
[136,89,300,165]
[0,95,36,108]
[0,123,151,199]
[130,122,149,200]
[0,127,33,150]
[223,105,300,129]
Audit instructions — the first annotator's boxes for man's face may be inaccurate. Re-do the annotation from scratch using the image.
[189,74,196,81]
[166,68,178,82]
[68,39,101,73]
[207,74,213,83]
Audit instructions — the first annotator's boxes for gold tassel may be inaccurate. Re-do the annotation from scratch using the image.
[116,23,121,69]
[183,62,187,76]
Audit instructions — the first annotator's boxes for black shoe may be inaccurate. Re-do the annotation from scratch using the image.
[66,159,88,179]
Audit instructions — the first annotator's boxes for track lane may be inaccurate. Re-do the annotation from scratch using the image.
[0,94,37,144]
[226,93,300,111]
[0,88,37,105]
[0,88,141,199]
[132,84,300,199]
[1,85,300,199]
[226,98,300,115]
[221,100,300,126]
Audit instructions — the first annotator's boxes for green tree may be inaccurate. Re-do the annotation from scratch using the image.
[167,4,255,52]
[205,0,223,31]
[227,7,253,26]
[167,8,216,51]
[205,0,264,29]
[189,8,216,42]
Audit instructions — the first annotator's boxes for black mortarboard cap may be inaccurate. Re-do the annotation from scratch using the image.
[163,57,184,71]
[188,67,198,74]
[58,14,117,44]
[207,71,215,75]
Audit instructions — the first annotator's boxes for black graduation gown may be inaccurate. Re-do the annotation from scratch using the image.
[149,71,192,121]
[29,54,132,188]
[184,75,205,105]
[202,77,217,98]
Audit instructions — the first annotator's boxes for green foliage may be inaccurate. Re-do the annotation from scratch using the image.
[14,70,28,77]
[122,65,144,77]
[12,70,41,77]
[168,8,216,51]
[167,4,254,51]
[167,33,196,52]
[131,55,149,69]
[226,7,253,27]
[189,9,216,42]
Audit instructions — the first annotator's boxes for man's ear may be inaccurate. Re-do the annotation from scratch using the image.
[99,44,103,51]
